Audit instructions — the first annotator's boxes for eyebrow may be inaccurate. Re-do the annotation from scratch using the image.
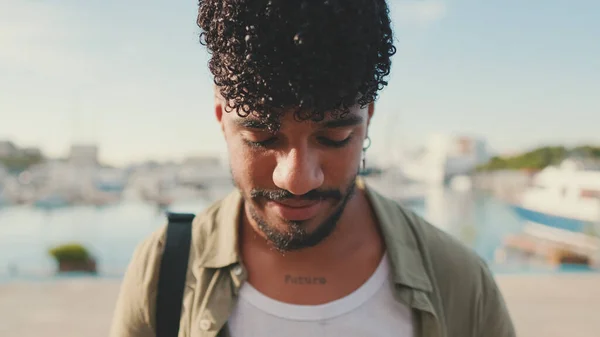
[236,119,268,129]
[235,114,364,130]
[322,115,364,128]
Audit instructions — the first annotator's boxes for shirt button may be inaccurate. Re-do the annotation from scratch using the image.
[232,265,243,276]
[199,319,212,331]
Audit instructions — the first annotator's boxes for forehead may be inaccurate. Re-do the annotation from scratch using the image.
[227,105,368,131]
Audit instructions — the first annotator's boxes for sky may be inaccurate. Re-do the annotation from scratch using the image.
[1,0,599,166]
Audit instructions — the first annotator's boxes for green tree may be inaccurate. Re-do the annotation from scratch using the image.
[0,153,44,172]
[477,145,600,171]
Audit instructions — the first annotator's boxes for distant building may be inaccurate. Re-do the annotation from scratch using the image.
[401,133,490,185]
[183,155,221,167]
[0,141,17,157]
[69,144,99,166]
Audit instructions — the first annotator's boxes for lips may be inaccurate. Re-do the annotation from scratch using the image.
[267,200,323,221]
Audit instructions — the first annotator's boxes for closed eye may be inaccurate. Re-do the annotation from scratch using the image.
[243,137,277,148]
[317,135,353,148]
[243,135,353,149]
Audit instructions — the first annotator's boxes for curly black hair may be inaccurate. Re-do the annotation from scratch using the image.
[197,0,396,131]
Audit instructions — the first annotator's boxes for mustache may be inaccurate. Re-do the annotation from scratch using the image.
[250,188,342,202]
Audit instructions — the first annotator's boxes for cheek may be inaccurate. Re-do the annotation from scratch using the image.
[228,142,275,188]
[321,145,363,184]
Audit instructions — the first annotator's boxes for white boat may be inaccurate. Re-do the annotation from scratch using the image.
[512,158,600,234]
[449,175,472,192]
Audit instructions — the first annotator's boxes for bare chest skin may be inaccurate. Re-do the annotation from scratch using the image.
[239,193,385,305]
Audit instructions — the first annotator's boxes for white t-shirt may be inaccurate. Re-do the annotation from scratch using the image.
[227,254,413,337]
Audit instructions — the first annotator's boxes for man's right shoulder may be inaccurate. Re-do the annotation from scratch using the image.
[109,195,236,336]
[133,194,233,265]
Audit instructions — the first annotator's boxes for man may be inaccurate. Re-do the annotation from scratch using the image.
[110,0,515,336]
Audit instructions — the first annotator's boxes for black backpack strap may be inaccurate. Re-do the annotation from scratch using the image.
[156,212,195,337]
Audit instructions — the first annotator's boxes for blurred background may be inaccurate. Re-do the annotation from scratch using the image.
[1,0,599,336]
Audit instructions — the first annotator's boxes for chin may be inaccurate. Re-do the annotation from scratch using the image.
[249,204,345,252]
[278,217,324,233]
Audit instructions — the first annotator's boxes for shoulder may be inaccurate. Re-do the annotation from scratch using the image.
[401,205,487,279]
[395,203,493,293]
[115,197,231,294]
[109,221,167,335]
[110,195,234,336]
[128,193,234,274]
[365,183,488,284]
[362,181,487,284]
[395,203,514,335]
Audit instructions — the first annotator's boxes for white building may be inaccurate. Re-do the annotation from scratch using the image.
[400,134,490,185]
[69,144,99,166]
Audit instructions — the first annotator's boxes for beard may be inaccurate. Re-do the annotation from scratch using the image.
[234,175,358,253]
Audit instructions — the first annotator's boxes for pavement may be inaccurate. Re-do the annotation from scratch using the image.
[1,274,599,337]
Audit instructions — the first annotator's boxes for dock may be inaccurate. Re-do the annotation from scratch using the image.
[497,222,600,267]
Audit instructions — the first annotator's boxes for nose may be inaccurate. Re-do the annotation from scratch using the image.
[273,146,324,196]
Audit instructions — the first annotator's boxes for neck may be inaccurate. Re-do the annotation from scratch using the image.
[238,187,386,305]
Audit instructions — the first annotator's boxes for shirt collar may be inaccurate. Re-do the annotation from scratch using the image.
[357,178,433,292]
[193,188,243,269]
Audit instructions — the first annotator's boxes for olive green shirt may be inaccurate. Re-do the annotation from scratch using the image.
[109,179,516,337]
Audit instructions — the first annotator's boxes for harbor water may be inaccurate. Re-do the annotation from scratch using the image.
[0,186,596,283]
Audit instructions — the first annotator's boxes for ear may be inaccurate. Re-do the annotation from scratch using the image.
[215,101,223,123]
[215,102,227,136]
[214,86,225,134]
[367,102,375,127]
